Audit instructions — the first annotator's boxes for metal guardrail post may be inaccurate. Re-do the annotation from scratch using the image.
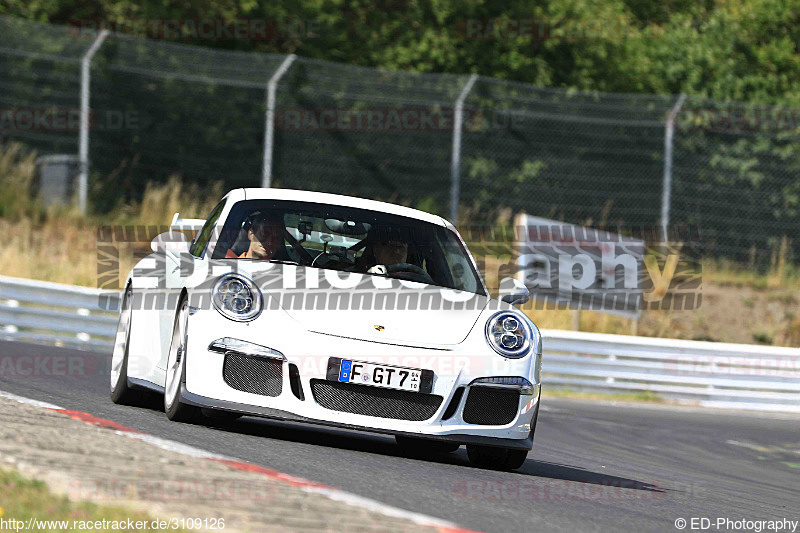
[449,74,478,224]
[660,92,687,234]
[262,54,297,188]
[78,29,109,214]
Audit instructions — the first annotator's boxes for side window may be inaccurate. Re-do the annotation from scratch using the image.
[190,201,226,257]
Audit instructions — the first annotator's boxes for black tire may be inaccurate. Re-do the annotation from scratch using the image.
[110,285,143,405]
[466,445,528,470]
[164,296,199,422]
[395,435,460,454]
[503,449,529,470]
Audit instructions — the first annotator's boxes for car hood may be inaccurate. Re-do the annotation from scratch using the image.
[240,263,491,347]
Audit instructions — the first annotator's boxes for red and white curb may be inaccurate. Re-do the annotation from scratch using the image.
[0,390,476,533]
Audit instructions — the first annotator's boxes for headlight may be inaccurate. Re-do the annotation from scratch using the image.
[212,274,262,322]
[485,311,534,358]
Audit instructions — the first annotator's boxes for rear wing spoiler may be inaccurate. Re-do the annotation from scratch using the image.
[170,212,205,230]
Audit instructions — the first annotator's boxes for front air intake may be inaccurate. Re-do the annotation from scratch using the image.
[223,353,283,397]
[462,386,519,425]
[310,380,443,421]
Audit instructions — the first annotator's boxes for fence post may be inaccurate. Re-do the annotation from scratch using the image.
[262,54,297,188]
[450,73,479,224]
[78,29,109,214]
[661,92,687,234]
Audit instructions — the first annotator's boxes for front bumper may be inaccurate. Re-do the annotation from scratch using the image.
[182,309,542,448]
[181,385,536,450]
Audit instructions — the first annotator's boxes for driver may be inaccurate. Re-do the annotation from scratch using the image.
[226,214,286,260]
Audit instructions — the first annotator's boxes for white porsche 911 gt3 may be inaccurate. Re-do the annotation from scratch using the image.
[111,188,541,470]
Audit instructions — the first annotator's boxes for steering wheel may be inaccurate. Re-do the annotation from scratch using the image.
[385,263,435,284]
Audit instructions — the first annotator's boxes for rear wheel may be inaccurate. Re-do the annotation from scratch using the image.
[395,435,460,454]
[164,296,199,422]
[110,285,142,405]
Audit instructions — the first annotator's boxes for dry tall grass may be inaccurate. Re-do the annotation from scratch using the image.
[0,142,220,287]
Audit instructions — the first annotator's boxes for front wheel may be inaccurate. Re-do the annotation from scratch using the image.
[164,296,199,422]
[466,445,528,470]
[110,285,142,405]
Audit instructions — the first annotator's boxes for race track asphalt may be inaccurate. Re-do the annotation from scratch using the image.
[1,340,798,532]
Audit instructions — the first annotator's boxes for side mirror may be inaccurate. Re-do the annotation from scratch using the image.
[151,231,189,254]
[499,277,530,306]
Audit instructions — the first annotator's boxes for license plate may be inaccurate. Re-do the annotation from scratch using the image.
[326,358,434,394]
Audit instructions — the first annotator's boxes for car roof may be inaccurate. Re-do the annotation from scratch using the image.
[239,188,448,226]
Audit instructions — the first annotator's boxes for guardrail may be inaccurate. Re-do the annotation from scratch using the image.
[0,275,798,413]
[0,275,120,351]
[543,330,800,413]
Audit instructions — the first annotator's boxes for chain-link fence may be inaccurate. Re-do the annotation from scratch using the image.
[1,17,798,264]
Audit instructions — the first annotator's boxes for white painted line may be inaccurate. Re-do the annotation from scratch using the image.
[304,485,462,530]
[120,431,230,460]
[0,390,65,410]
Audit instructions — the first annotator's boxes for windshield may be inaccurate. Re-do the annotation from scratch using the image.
[211,199,486,296]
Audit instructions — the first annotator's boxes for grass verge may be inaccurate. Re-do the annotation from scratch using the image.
[545,388,666,403]
[0,467,185,532]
